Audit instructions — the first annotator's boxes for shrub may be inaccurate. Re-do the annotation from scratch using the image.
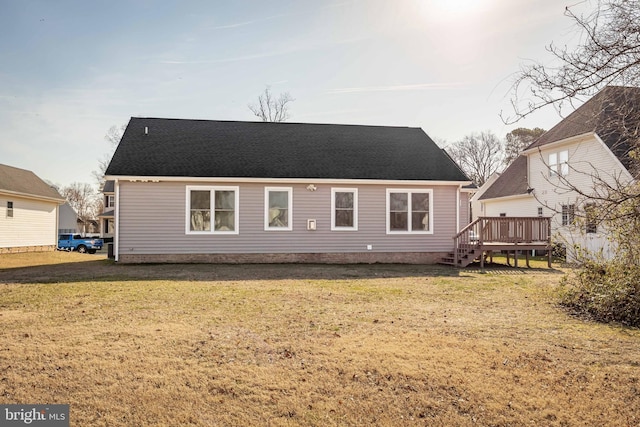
[559,261,640,327]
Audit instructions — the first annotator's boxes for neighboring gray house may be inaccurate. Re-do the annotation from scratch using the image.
[0,163,65,253]
[105,118,472,263]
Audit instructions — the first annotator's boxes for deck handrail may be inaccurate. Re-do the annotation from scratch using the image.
[453,217,552,265]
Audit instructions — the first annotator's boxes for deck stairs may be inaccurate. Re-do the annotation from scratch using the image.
[440,243,481,267]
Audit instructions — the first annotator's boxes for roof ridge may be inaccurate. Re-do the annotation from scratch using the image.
[128,116,419,130]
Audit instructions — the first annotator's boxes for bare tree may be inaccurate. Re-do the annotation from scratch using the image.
[93,124,126,190]
[504,127,546,166]
[60,182,100,234]
[446,131,504,186]
[504,0,640,123]
[248,86,294,122]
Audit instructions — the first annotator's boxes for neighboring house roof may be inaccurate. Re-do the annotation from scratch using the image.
[0,163,64,202]
[481,85,640,201]
[98,209,114,218]
[478,156,529,200]
[105,118,471,182]
[525,86,640,170]
[103,180,114,193]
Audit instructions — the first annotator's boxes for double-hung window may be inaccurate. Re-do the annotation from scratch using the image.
[6,201,13,218]
[386,189,433,234]
[561,204,575,226]
[585,203,598,234]
[265,187,292,231]
[549,150,569,177]
[106,195,115,208]
[186,186,239,234]
[331,188,357,231]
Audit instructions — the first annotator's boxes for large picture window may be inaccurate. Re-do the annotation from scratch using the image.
[386,189,433,234]
[186,186,238,234]
[331,188,358,230]
[265,187,292,231]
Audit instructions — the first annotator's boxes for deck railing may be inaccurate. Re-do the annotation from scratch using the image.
[453,216,552,265]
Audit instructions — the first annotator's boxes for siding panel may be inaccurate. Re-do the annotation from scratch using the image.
[117,181,460,256]
[0,195,58,248]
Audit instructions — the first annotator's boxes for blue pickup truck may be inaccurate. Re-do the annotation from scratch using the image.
[58,234,104,254]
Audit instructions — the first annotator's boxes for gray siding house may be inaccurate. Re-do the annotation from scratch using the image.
[105,118,472,263]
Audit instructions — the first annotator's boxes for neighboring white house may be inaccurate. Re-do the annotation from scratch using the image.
[0,164,65,253]
[479,86,638,260]
[98,180,115,240]
[104,118,472,264]
[469,172,500,221]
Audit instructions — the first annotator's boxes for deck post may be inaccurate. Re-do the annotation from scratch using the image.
[514,241,518,268]
[547,218,552,268]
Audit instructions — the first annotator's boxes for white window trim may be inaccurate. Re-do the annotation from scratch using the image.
[185,185,239,235]
[549,150,569,177]
[331,188,358,231]
[559,150,569,176]
[549,152,558,177]
[386,188,434,235]
[264,187,293,231]
[106,195,115,208]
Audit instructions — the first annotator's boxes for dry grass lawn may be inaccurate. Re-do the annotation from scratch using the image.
[1,252,639,426]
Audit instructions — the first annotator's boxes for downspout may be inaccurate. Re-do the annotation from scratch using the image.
[114,179,119,262]
[456,185,461,233]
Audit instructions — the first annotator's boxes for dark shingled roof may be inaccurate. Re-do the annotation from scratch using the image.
[478,155,529,200]
[526,86,640,170]
[0,164,64,201]
[105,118,470,182]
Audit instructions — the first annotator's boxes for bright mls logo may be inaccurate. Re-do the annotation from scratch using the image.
[1,405,69,426]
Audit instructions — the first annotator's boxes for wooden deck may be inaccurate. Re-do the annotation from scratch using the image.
[440,217,552,269]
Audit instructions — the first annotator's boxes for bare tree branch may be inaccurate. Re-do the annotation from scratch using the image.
[446,131,504,186]
[60,182,100,234]
[502,0,640,124]
[248,86,295,122]
[93,124,126,190]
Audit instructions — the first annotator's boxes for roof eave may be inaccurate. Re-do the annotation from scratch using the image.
[478,192,533,202]
[0,189,65,204]
[104,175,472,186]
[522,132,595,154]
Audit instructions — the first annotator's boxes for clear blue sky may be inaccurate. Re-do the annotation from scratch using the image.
[0,0,582,187]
